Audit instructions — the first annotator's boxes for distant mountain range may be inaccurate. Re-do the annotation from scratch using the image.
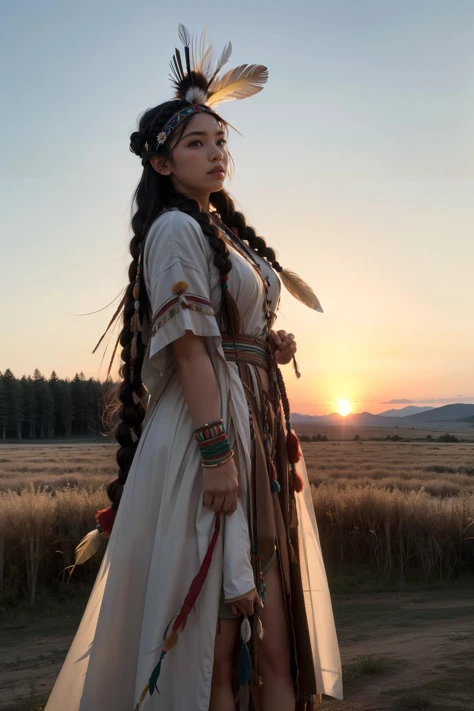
[292,403,474,429]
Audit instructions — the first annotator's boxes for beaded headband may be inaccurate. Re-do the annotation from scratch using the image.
[145,104,212,152]
[139,24,268,159]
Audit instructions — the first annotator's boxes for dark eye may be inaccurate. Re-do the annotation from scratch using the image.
[189,140,203,147]
[218,139,227,146]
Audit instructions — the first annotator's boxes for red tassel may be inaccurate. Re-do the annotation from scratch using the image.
[172,512,221,632]
[286,429,302,464]
[290,464,304,493]
[95,506,117,537]
[294,469,304,493]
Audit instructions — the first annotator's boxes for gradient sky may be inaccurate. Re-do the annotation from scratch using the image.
[0,0,473,415]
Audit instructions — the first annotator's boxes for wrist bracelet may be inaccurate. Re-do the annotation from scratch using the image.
[201,449,235,468]
[194,419,226,443]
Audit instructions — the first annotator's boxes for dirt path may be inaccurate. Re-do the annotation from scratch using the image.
[0,588,473,710]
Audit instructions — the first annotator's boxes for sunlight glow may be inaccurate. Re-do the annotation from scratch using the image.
[337,399,352,416]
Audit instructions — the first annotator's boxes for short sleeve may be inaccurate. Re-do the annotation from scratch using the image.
[143,210,222,375]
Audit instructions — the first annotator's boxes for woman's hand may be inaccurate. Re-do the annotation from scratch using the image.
[202,457,241,515]
[269,329,297,365]
[230,588,265,617]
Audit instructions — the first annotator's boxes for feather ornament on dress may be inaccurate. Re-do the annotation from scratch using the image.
[279,269,324,312]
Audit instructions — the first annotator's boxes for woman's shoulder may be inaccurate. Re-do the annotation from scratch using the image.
[144,208,211,266]
[148,208,203,241]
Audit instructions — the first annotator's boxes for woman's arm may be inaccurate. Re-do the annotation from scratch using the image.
[171,329,240,515]
[172,330,263,615]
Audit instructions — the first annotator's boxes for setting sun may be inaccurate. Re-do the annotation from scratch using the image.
[337,399,352,416]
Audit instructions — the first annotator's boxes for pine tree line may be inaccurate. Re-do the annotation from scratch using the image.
[0,369,115,440]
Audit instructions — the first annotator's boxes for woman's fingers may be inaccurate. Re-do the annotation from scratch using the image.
[275,340,297,364]
[202,492,238,514]
[280,332,295,348]
[269,330,282,347]
[222,494,238,515]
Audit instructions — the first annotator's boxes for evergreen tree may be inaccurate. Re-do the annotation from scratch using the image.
[0,373,7,440]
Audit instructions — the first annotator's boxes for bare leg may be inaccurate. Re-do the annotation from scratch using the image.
[258,559,295,711]
[209,617,240,711]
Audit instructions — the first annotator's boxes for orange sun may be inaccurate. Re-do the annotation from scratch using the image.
[337,399,352,416]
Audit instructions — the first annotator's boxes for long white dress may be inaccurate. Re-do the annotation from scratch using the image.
[45,208,343,710]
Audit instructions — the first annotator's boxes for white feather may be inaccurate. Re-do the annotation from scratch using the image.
[240,615,252,642]
[185,87,208,105]
[279,269,324,312]
[207,64,268,106]
[68,528,102,577]
[178,23,191,47]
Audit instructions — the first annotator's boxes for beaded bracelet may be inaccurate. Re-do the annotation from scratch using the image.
[193,418,232,467]
[201,448,235,468]
[193,418,226,441]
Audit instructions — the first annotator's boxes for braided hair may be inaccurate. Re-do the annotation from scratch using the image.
[210,189,284,274]
[104,100,243,509]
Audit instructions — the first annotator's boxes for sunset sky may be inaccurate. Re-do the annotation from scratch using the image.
[1,0,473,416]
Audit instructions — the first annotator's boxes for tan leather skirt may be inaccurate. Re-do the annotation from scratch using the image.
[219,335,322,710]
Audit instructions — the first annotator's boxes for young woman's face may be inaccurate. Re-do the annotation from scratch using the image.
[159,112,229,200]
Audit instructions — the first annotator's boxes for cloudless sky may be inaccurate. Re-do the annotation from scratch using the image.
[0,0,473,415]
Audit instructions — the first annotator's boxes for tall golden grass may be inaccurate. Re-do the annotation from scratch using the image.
[1,440,473,605]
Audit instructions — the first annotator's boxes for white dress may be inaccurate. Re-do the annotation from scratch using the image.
[45,208,343,710]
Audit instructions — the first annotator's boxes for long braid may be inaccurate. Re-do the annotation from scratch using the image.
[210,190,284,274]
[102,102,241,513]
[167,192,243,336]
[210,189,305,494]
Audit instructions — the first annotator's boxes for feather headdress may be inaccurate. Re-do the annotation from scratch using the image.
[169,23,268,108]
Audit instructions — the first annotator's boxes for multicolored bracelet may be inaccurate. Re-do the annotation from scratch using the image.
[194,418,233,467]
[201,449,235,469]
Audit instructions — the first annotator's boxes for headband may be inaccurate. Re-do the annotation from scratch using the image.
[142,23,268,154]
[144,104,212,153]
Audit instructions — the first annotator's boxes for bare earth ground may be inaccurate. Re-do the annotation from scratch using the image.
[1,587,473,710]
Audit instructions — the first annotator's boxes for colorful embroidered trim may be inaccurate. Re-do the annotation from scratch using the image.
[151,293,215,336]
[221,334,270,372]
[193,419,226,441]
[153,104,212,148]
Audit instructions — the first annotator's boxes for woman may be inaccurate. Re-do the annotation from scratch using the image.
[45,25,343,711]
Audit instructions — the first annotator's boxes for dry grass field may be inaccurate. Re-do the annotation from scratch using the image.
[0,432,473,710]
[0,432,473,605]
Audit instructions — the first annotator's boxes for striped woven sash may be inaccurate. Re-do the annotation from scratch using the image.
[221,334,270,371]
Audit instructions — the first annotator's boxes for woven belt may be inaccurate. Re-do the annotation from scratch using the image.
[221,334,270,372]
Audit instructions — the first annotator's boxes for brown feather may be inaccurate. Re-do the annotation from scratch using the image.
[92,292,126,354]
[207,64,268,106]
[279,269,324,312]
[106,332,122,381]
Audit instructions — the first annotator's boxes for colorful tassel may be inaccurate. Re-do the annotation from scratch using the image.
[95,505,117,537]
[286,429,302,464]
[238,639,252,684]
[291,464,304,494]
[134,512,221,708]
[268,459,280,493]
